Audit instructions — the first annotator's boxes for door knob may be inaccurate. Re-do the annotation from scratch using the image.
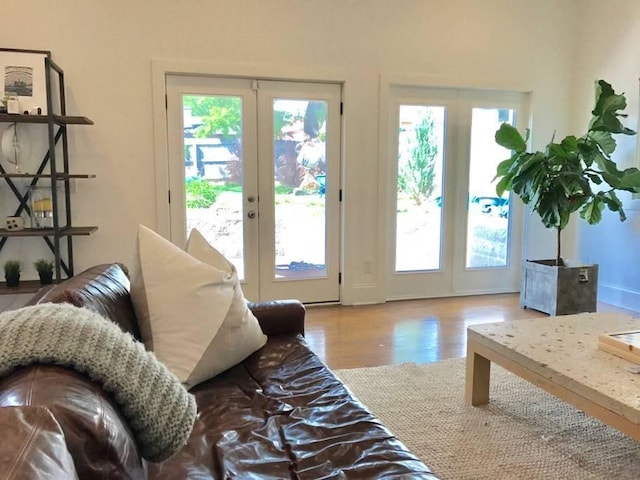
[247,196,256,203]
[247,210,256,219]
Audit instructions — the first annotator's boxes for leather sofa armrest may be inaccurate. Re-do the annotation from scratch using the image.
[0,406,79,480]
[0,365,146,480]
[248,299,306,337]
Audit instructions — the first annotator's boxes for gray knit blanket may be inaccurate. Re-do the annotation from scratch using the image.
[0,303,196,462]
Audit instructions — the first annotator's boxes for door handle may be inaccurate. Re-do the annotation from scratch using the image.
[247,210,256,219]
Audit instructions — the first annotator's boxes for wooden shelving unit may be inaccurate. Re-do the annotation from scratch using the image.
[0,113,93,125]
[0,280,49,295]
[0,48,97,291]
[0,173,96,179]
[0,227,98,237]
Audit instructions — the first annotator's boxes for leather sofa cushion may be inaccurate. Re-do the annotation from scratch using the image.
[149,334,437,479]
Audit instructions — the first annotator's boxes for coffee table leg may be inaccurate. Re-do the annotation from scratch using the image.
[465,347,491,406]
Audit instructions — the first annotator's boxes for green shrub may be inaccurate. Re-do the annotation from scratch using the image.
[185,178,217,208]
[398,114,437,206]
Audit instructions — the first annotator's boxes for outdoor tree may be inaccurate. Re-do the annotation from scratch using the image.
[398,113,438,206]
[184,95,241,147]
[184,95,243,183]
[304,101,326,139]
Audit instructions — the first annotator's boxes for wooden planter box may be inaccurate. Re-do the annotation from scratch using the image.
[520,260,598,316]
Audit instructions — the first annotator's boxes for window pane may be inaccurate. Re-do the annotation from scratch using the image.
[395,105,446,272]
[466,107,514,268]
[273,99,328,280]
[183,94,246,278]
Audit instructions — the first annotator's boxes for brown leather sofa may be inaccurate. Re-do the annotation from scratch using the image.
[0,263,439,479]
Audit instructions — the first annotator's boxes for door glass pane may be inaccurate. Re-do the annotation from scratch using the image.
[182,94,246,278]
[466,107,514,269]
[396,105,446,272]
[273,99,327,280]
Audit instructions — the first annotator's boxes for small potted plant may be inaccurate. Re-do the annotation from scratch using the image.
[3,260,21,288]
[34,258,54,285]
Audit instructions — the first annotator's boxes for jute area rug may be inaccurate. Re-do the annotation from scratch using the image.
[334,358,640,480]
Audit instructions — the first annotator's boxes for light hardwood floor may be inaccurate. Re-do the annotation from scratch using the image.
[2,291,637,371]
[305,294,639,370]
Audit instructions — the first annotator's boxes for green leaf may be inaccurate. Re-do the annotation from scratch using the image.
[603,191,627,222]
[547,142,570,160]
[586,173,602,185]
[588,130,616,155]
[560,135,578,152]
[495,123,526,153]
[601,191,621,210]
[619,168,640,192]
[494,157,516,177]
[495,175,513,197]
[558,208,571,230]
[580,198,604,224]
[577,138,598,167]
[589,80,636,135]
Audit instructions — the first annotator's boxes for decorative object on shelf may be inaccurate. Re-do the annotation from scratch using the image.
[27,185,54,229]
[1,123,30,172]
[3,260,20,288]
[0,49,48,115]
[494,80,640,315]
[33,258,54,285]
[5,216,24,231]
[6,98,19,114]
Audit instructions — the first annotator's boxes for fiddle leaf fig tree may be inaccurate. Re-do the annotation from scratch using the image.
[494,80,640,266]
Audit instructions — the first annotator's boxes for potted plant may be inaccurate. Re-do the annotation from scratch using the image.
[494,80,640,315]
[3,260,21,288]
[34,258,54,285]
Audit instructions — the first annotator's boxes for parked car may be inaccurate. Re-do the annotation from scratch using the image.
[434,195,509,218]
[471,195,509,218]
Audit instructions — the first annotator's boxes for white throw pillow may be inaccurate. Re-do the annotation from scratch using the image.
[130,225,266,388]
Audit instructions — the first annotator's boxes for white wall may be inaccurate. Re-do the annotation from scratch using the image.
[0,0,577,303]
[570,0,640,311]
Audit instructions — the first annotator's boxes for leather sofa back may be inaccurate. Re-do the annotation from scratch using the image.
[29,263,142,341]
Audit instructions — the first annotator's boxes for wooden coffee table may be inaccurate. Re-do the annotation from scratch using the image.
[465,312,640,440]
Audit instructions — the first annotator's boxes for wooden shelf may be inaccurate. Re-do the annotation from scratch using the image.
[0,173,96,179]
[0,226,98,237]
[0,113,93,125]
[0,280,49,295]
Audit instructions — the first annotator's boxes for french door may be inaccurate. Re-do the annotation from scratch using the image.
[386,86,528,299]
[166,76,341,303]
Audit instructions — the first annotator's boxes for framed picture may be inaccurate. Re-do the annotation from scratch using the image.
[0,49,49,115]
